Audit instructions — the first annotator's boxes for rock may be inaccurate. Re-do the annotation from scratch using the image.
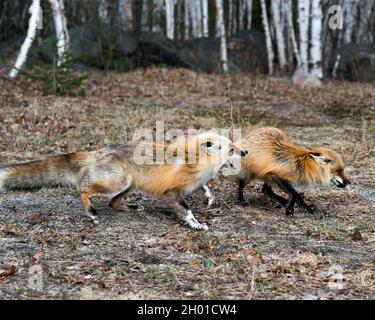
[291,68,322,87]
[330,44,375,82]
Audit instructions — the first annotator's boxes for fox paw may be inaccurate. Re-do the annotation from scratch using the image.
[185,211,209,231]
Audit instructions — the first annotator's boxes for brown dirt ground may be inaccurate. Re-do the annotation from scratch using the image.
[0,67,374,299]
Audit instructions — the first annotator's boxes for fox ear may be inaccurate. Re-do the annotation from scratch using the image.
[201,141,221,155]
[310,152,332,166]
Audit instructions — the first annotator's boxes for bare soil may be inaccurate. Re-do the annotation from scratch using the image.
[0,67,374,299]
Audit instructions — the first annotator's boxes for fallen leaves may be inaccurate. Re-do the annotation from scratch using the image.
[0,265,17,277]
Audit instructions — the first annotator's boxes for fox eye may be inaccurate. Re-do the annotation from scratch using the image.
[206,141,213,148]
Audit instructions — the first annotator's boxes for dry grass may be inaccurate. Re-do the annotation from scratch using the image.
[0,67,374,299]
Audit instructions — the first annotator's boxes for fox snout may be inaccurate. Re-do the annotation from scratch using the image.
[241,150,248,158]
[331,175,350,188]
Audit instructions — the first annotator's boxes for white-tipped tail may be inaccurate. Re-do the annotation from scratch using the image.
[0,168,7,190]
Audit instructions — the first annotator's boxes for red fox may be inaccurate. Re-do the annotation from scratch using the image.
[0,132,246,230]
[229,127,350,215]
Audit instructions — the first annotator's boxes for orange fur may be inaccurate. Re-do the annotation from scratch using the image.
[237,127,348,186]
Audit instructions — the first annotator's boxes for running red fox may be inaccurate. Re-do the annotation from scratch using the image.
[229,127,350,215]
[0,132,246,230]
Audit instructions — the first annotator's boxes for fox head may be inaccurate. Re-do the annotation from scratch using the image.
[309,147,350,188]
[195,132,247,170]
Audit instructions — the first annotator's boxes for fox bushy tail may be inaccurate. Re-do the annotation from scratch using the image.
[0,152,93,190]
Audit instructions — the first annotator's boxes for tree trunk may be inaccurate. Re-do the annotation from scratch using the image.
[271,0,287,71]
[153,0,164,32]
[49,0,69,66]
[119,0,133,32]
[202,0,209,37]
[298,0,310,71]
[239,0,244,31]
[260,0,274,75]
[165,0,175,39]
[99,0,109,23]
[189,0,198,37]
[343,0,357,45]
[184,0,190,39]
[215,0,228,73]
[195,0,203,38]
[246,0,253,30]
[357,0,374,44]
[310,0,323,79]
[9,0,42,78]
[285,0,301,67]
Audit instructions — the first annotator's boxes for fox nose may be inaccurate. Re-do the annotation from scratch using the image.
[241,150,248,158]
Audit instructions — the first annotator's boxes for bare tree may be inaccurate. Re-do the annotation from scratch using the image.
[260,0,274,75]
[343,0,357,45]
[9,0,42,78]
[215,0,228,73]
[298,0,310,71]
[165,0,175,39]
[246,0,253,30]
[310,0,323,78]
[202,0,209,37]
[271,0,287,71]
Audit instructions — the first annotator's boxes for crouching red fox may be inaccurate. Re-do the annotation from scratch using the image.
[227,127,350,215]
[0,132,246,230]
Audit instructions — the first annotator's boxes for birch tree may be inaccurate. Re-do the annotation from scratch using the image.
[356,0,373,44]
[343,0,357,45]
[165,0,175,39]
[246,0,253,30]
[9,0,42,78]
[49,0,69,66]
[215,0,228,73]
[202,0,209,37]
[260,0,274,75]
[271,0,287,71]
[285,0,301,67]
[184,0,190,39]
[119,0,134,32]
[298,0,310,71]
[153,0,164,32]
[239,0,245,31]
[99,0,109,24]
[310,0,323,78]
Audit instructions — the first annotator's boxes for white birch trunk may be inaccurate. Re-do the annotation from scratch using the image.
[153,0,164,32]
[140,0,149,31]
[271,0,287,71]
[356,0,373,44]
[227,0,233,36]
[165,0,175,39]
[202,0,209,37]
[9,0,42,78]
[215,0,228,73]
[189,0,200,38]
[49,0,69,66]
[239,0,245,31]
[285,0,301,67]
[343,0,357,45]
[184,0,190,39]
[310,0,323,79]
[246,0,253,30]
[196,0,203,38]
[260,0,274,75]
[99,0,109,24]
[298,0,310,71]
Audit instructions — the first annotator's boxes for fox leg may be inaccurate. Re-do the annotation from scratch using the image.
[238,179,247,202]
[202,185,215,208]
[262,184,288,207]
[270,176,314,215]
[164,191,208,231]
[108,178,143,212]
[80,183,112,224]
